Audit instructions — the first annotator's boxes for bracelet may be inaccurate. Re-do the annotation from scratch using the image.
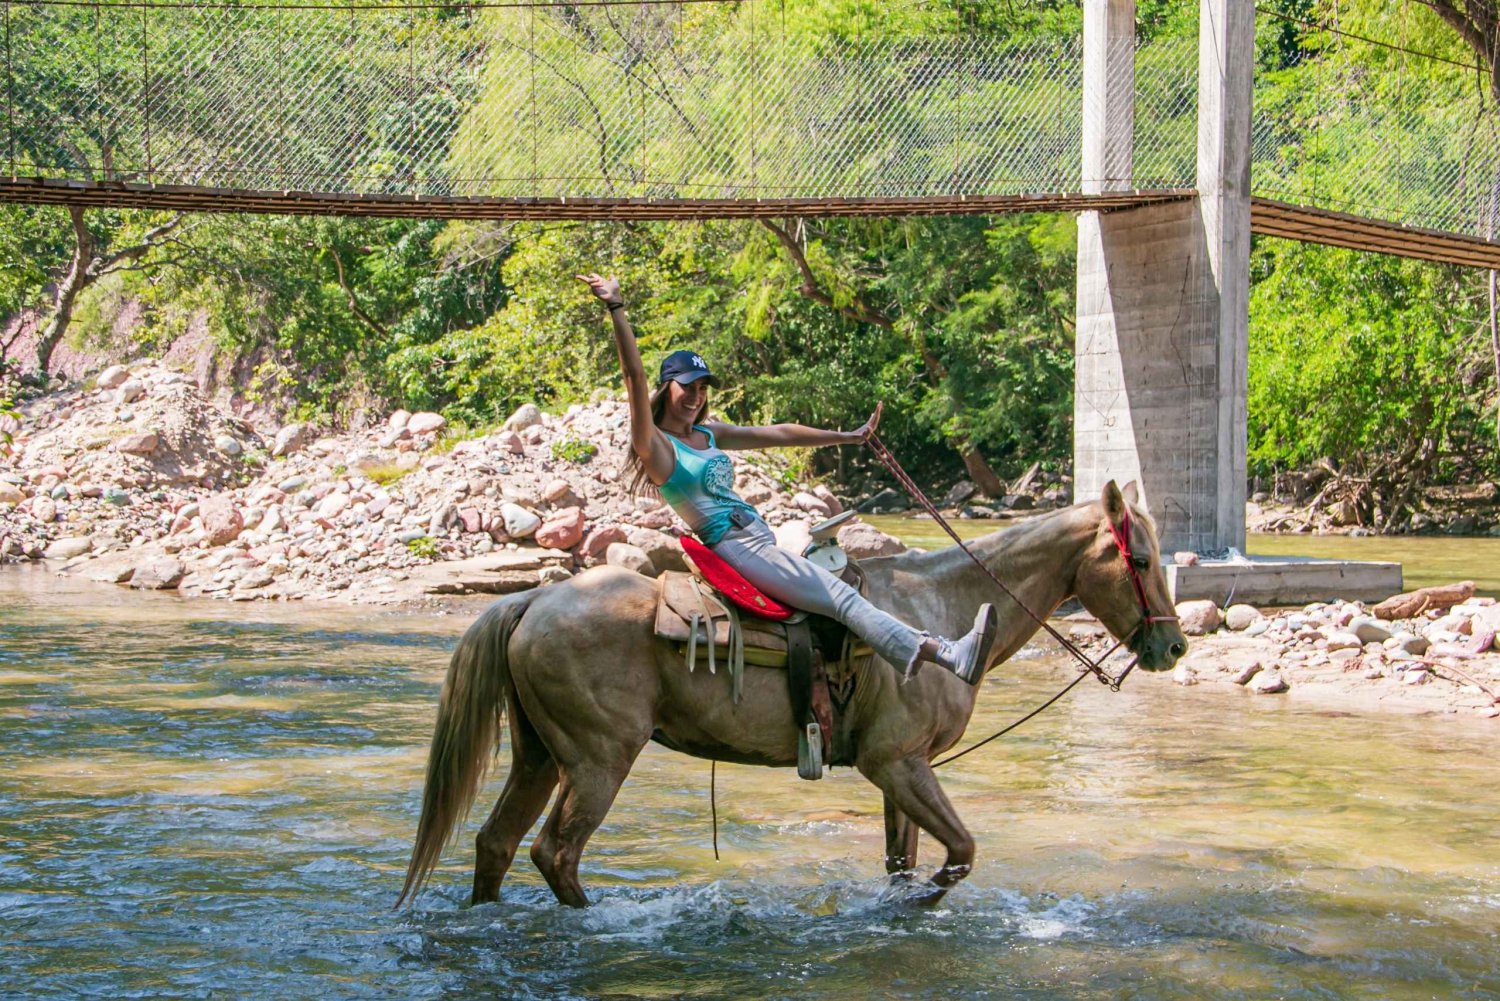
[605,300,626,312]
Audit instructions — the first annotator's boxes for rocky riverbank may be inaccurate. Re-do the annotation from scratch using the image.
[1,361,910,603]
[1066,588,1500,721]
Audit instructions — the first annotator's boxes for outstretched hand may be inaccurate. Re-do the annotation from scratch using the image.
[853,402,883,443]
[575,272,622,305]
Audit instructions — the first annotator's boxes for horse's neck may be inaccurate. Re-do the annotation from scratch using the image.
[879,507,1093,665]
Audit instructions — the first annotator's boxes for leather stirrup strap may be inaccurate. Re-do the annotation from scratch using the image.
[785,619,814,728]
[692,577,717,676]
[725,601,744,704]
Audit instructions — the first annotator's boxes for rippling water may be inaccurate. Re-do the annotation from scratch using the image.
[4,568,1499,999]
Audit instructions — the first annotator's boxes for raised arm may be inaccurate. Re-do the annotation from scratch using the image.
[709,403,882,451]
[576,273,675,485]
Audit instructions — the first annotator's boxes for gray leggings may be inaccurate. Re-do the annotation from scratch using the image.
[709,517,923,670]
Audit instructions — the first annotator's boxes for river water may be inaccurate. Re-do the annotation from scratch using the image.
[4,541,1499,999]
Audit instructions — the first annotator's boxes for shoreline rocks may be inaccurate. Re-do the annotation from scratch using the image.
[2,362,877,606]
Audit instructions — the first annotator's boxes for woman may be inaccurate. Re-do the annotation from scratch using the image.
[577,272,997,684]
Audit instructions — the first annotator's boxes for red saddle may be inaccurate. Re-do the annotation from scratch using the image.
[678,535,795,621]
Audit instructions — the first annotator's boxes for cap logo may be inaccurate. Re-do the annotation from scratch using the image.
[691,354,707,370]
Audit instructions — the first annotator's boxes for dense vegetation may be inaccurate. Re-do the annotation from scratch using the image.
[2,0,1497,518]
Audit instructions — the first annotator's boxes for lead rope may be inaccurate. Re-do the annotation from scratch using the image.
[864,431,1133,688]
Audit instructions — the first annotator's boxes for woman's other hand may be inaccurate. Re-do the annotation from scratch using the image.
[575,272,623,306]
[852,402,883,443]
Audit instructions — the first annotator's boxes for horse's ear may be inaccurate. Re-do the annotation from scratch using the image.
[1121,480,1140,506]
[1101,480,1127,528]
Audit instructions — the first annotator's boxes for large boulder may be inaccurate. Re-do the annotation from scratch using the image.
[579,525,629,563]
[271,423,308,458]
[1175,599,1222,636]
[793,491,832,518]
[129,556,186,590]
[1223,603,1263,631]
[811,484,844,516]
[500,502,541,539]
[836,520,907,559]
[407,412,447,436]
[116,432,159,456]
[940,480,977,508]
[43,536,93,560]
[606,542,657,577]
[627,527,687,573]
[96,364,131,389]
[201,501,244,546]
[535,507,586,550]
[503,403,545,432]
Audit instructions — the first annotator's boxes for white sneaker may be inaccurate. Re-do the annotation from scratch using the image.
[935,603,998,685]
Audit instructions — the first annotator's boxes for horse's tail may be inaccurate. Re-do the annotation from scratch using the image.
[397,589,541,907]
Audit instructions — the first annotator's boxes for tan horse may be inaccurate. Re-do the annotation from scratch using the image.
[399,480,1186,908]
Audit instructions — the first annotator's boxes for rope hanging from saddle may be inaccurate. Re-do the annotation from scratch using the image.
[863,431,1170,692]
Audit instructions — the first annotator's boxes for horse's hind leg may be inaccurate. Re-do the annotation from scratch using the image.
[472,696,558,905]
[883,796,920,880]
[530,754,642,908]
[864,756,974,907]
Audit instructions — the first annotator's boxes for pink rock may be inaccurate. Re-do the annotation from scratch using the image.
[169,514,192,535]
[96,364,130,389]
[543,478,581,506]
[316,493,349,519]
[458,508,485,534]
[500,432,525,455]
[535,506,586,550]
[117,432,159,456]
[836,520,906,559]
[793,491,832,518]
[630,506,677,531]
[128,556,185,590]
[388,409,411,431]
[579,524,629,562]
[811,484,844,515]
[407,412,446,436]
[201,502,244,546]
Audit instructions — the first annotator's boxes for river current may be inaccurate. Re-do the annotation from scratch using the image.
[3,548,1499,999]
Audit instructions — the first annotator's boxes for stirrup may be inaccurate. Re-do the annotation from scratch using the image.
[797,722,824,780]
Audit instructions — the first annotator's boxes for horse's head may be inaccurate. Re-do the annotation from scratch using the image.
[1072,480,1187,672]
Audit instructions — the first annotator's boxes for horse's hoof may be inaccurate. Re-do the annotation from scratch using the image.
[900,884,950,908]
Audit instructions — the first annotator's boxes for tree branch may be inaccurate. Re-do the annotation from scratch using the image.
[759,218,896,330]
[329,247,389,340]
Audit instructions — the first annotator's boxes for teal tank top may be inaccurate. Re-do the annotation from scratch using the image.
[657,425,758,545]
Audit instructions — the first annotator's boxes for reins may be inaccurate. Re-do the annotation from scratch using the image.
[861,431,1177,766]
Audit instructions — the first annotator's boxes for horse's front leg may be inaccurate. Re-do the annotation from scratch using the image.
[864,756,974,907]
[883,795,920,881]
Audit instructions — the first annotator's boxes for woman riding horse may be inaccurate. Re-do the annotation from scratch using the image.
[577,272,998,684]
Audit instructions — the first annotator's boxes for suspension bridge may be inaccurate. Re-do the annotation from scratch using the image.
[1,0,1496,577]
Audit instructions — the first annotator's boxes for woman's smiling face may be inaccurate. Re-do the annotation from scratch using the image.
[665,378,708,424]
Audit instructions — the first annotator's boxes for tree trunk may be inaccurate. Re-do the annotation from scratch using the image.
[957,440,1007,498]
[35,207,93,376]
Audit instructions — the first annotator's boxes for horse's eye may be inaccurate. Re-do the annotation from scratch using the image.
[1131,556,1151,570]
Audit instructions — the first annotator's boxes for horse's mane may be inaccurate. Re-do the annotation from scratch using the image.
[862,493,1158,575]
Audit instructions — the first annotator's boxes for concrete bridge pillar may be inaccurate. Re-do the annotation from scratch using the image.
[1073,0,1252,554]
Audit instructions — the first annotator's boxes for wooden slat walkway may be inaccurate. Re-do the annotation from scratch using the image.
[3,178,1496,268]
[0,177,1192,221]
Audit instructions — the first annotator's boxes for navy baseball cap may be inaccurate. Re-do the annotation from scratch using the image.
[658,350,719,388]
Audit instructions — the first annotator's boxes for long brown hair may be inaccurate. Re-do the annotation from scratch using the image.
[624,381,711,497]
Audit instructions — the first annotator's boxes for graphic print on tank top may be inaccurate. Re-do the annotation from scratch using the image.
[701,451,741,509]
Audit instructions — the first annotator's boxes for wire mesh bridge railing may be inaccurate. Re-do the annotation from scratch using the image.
[0,0,1497,257]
